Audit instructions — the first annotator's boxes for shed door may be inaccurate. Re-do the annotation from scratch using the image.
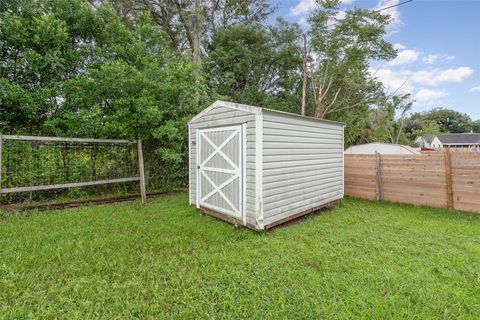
[197,125,244,220]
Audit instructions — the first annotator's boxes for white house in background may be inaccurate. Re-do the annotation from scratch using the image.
[344,142,420,155]
[416,133,480,149]
[415,134,443,148]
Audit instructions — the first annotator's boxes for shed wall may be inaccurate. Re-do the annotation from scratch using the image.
[261,111,344,226]
[189,106,257,226]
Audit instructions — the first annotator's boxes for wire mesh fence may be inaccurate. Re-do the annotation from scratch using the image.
[0,135,146,204]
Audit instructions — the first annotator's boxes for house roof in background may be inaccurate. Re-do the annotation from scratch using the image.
[437,133,480,144]
[421,134,435,144]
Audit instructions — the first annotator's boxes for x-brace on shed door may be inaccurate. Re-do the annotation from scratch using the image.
[197,125,244,221]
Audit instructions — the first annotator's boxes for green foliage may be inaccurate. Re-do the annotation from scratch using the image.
[0,194,479,318]
[425,108,473,133]
[102,0,276,52]
[307,0,396,144]
[2,0,449,192]
[205,19,303,112]
[472,120,480,133]
[1,0,207,188]
[362,94,413,145]
[404,108,474,139]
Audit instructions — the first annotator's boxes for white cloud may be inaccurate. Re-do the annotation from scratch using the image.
[376,0,400,20]
[375,0,402,33]
[470,85,480,93]
[335,10,347,21]
[414,89,448,102]
[371,66,473,98]
[290,0,316,16]
[371,67,414,94]
[422,54,439,65]
[411,67,473,86]
[375,66,473,89]
[422,54,455,65]
[388,49,420,66]
[393,43,405,50]
[445,55,455,62]
[290,0,354,16]
[298,17,308,28]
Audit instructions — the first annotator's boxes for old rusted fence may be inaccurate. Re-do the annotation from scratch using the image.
[344,150,480,212]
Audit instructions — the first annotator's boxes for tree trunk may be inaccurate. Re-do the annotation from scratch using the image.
[192,0,201,62]
[301,33,307,116]
[315,82,324,119]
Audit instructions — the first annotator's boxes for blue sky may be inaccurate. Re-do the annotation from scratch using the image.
[272,0,480,119]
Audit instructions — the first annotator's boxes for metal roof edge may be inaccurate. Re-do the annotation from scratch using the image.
[188,100,261,125]
[188,100,345,126]
[261,108,344,126]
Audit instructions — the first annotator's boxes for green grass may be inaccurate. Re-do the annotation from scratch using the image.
[0,194,479,319]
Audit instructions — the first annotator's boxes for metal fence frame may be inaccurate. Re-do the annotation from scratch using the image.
[0,134,146,204]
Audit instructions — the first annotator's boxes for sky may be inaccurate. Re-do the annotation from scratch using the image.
[272,0,480,119]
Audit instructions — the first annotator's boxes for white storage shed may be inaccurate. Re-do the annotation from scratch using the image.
[188,100,344,230]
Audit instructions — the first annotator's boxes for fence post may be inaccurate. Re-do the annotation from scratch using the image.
[444,148,453,209]
[375,152,383,201]
[137,139,147,204]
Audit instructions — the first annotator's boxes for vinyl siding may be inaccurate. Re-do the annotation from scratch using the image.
[189,106,257,226]
[261,111,344,226]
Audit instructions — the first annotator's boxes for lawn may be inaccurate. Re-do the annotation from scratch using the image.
[0,194,479,319]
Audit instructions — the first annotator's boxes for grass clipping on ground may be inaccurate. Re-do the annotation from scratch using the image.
[0,194,479,318]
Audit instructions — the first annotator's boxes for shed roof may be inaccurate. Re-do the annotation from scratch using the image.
[437,133,480,145]
[188,100,344,126]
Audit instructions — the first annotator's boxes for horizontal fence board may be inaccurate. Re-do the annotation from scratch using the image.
[0,177,141,194]
[382,192,447,203]
[452,181,480,190]
[344,166,376,172]
[344,177,376,184]
[453,191,480,203]
[381,165,446,172]
[345,191,376,200]
[380,159,445,164]
[382,181,448,192]
[454,202,480,212]
[451,169,480,175]
[2,135,135,144]
[382,192,447,208]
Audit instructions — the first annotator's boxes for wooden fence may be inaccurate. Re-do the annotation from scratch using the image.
[344,150,480,213]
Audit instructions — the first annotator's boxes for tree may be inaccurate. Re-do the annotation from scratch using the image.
[392,94,413,144]
[98,0,276,60]
[204,19,303,111]
[0,0,207,187]
[301,33,307,116]
[0,0,99,133]
[360,94,413,145]
[472,120,480,133]
[404,108,473,137]
[426,108,473,133]
[307,0,396,144]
